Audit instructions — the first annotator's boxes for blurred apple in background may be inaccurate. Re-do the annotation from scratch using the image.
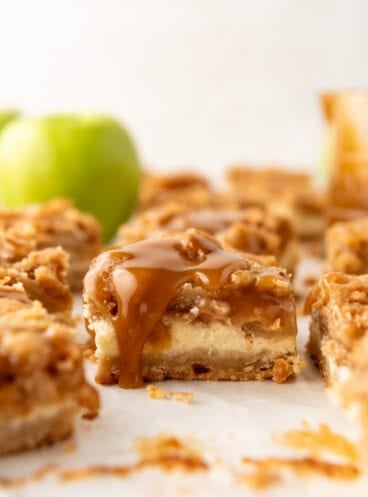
[0,110,20,133]
[0,114,141,241]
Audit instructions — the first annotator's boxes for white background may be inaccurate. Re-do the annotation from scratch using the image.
[0,0,367,175]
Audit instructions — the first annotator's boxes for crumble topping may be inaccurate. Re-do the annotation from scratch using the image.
[0,199,102,290]
[0,244,72,315]
[306,273,368,343]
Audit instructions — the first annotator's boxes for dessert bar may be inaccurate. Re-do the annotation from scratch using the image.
[84,229,301,388]
[306,272,368,389]
[227,165,325,240]
[306,272,368,463]
[0,285,98,455]
[139,172,212,211]
[119,202,298,273]
[0,199,102,290]
[325,218,368,275]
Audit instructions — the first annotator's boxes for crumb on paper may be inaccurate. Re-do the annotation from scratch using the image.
[276,422,359,463]
[147,384,167,399]
[146,384,194,402]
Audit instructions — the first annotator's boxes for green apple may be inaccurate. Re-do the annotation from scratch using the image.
[0,110,20,133]
[0,114,141,241]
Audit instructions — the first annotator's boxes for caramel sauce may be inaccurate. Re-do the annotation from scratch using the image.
[84,231,248,388]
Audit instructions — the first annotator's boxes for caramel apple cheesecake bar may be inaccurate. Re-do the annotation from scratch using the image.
[227,166,325,240]
[306,272,368,462]
[325,218,368,275]
[84,229,301,389]
[306,272,368,389]
[139,172,212,211]
[119,202,298,273]
[0,198,102,290]
[0,285,99,455]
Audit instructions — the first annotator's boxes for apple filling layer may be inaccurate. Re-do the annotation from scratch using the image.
[84,229,301,388]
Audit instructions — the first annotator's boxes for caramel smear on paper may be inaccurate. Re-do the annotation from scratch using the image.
[147,384,195,403]
[60,434,208,482]
[240,456,359,490]
[276,422,359,463]
[238,422,360,491]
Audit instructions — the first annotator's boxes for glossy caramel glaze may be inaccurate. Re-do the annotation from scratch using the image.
[84,230,292,388]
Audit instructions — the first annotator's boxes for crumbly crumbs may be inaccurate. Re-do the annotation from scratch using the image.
[276,422,359,463]
[272,358,291,383]
[146,384,195,402]
[147,384,167,399]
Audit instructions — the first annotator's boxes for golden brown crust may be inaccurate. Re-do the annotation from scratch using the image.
[0,199,102,290]
[95,354,301,385]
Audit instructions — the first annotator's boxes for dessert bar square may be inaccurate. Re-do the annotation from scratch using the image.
[0,199,102,290]
[0,286,98,455]
[306,272,368,463]
[119,202,298,273]
[139,172,212,211]
[325,218,368,275]
[84,229,301,389]
[227,166,325,240]
[306,272,368,389]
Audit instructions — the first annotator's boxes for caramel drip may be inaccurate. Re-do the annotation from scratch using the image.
[84,232,247,388]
